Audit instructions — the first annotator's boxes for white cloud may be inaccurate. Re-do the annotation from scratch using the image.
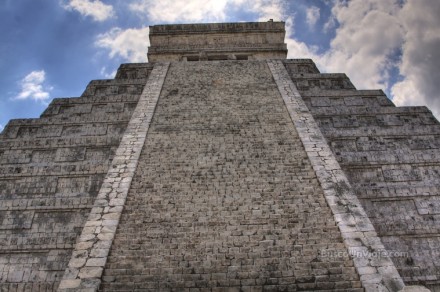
[100,67,117,79]
[392,78,423,106]
[63,0,114,22]
[391,0,440,119]
[323,15,336,32]
[129,0,284,23]
[285,37,319,60]
[306,6,320,28]
[14,70,52,102]
[0,124,3,132]
[244,0,285,21]
[95,27,150,62]
[285,17,319,59]
[129,0,228,22]
[284,0,440,120]
[285,0,404,91]
[317,0,404,90]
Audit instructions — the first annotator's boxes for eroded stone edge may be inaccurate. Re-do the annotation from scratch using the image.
[267,60,406,292]
[58,62,170,291]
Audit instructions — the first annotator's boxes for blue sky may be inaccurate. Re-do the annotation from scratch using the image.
[1,0,440,132]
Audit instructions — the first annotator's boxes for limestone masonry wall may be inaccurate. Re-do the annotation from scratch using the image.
[58,62,169,291]
[1,56,439,291]
[148,21,287,62]
[0,63,152,290]
[285,59,440,290]
[100,61,362,291]
[271,60,404,292]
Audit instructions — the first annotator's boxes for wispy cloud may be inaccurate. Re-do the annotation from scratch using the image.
[14,70,52,102]
[323,15,336,32]
[63,0,114,22]
[306,6,320,28]
[95,27,150,62]
[100,66,117,79]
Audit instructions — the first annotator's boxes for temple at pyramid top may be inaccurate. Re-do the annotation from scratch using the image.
[147,20,287,62]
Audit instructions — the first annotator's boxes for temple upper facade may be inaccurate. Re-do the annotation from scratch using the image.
[148,20,287,61]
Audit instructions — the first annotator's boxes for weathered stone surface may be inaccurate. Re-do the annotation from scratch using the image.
[100,60,361,291]
[58,62,169,291]
[400,286,432,292]
[269,59,404,292]
[148,21,287,61]
[285,58,439,290]
[0,63,153,291]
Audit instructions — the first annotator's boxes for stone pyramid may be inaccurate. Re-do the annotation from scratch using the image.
[0,21,437,292]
